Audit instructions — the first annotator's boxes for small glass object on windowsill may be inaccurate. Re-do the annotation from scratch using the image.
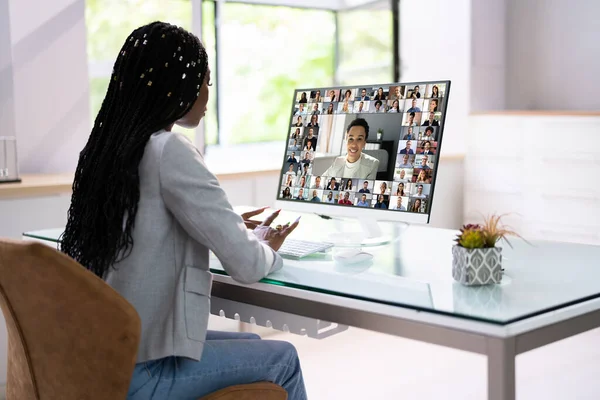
[0,136,21,184]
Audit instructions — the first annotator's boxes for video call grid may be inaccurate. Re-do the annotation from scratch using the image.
[279,82,448,215]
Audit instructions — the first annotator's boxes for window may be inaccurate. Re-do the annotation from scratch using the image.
[205,2,336,146]
[337,2,395,85]
[204,0,396,147]
[85,0,397,152]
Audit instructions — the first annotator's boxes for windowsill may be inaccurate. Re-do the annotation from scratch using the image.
[0,173,74,199]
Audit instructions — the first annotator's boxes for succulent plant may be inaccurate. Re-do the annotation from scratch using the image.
[455,214,525,249]
[456,225,485,248]
[461,224,481,233]
[455,224,480,243]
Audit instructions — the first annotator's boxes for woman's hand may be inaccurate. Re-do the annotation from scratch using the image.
[252,209,300,252]
[240,207,270,230]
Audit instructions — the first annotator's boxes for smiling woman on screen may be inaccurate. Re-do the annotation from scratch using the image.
[322,118,379,180]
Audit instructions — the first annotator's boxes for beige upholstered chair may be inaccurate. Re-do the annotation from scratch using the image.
[0,239,286,400]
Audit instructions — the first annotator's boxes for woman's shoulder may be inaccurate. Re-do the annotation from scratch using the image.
[149,130,192,152]
[158,131,200,155]
[140,130,181,166]
[154,131,208,175]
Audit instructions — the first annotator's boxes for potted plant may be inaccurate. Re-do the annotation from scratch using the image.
[452,214,520,286]
[376,128,383,141]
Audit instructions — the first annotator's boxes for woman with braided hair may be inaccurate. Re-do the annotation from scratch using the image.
[60,21,306,399]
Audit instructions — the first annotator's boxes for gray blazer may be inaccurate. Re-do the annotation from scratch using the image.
[105,130,282,363]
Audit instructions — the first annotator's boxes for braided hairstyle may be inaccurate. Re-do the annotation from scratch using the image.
[60,21,209,278]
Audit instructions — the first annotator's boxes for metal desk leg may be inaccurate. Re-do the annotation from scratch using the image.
[487,337,516,400]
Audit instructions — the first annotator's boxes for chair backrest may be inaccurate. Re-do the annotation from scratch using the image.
[0,239,141,400]
[363,149,389,172]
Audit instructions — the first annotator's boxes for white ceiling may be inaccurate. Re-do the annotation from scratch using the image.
[213,0,390,12]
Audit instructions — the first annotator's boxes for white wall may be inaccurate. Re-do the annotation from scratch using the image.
[468,0,600,112]
[470,0,507,111]
[465,114,600,244]
[0,195,71,239]
[6,0,90,174]
[400,0,471,155]
[0,0,16,145]
[506,0,600,110]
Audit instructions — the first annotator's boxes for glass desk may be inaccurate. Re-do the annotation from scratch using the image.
[23,209,600,400]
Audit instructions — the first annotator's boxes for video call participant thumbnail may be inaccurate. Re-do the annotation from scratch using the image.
[387,100,401,113]
[284,163,297,176]
[322,191,335,203]
[303,128,317,150]
[399,140,415,155]
[390,196,406,211]
[322,118,379,180]
[373,87,387,101]
[311,176,323,189]
[373,100,385,113]
[338,191,353,205]
[283,174,295,188]
[326,177,339,190]
[293,116,304,127]
[296,175,308,189]
[281,186,292,199]
[294,104,306,115]
[422,111,439,126]
[310,190,321,202]
[295,187,306,200]
[410,198,425,213]
[358,180,371,193]
[419,140,435,155]
[421,126,436,141]
[373,194,389,209]
[356,193,372,207]
[413,169,432,184]
[412,184,428,199]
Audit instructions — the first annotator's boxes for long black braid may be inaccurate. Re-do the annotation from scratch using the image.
[60,21,209,278]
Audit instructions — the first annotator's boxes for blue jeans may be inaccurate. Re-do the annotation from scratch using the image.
[127,330,307,399]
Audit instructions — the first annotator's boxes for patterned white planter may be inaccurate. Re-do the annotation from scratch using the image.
[452,245,503,286]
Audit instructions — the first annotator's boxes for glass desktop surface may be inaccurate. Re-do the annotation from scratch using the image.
[23,210,600,326]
